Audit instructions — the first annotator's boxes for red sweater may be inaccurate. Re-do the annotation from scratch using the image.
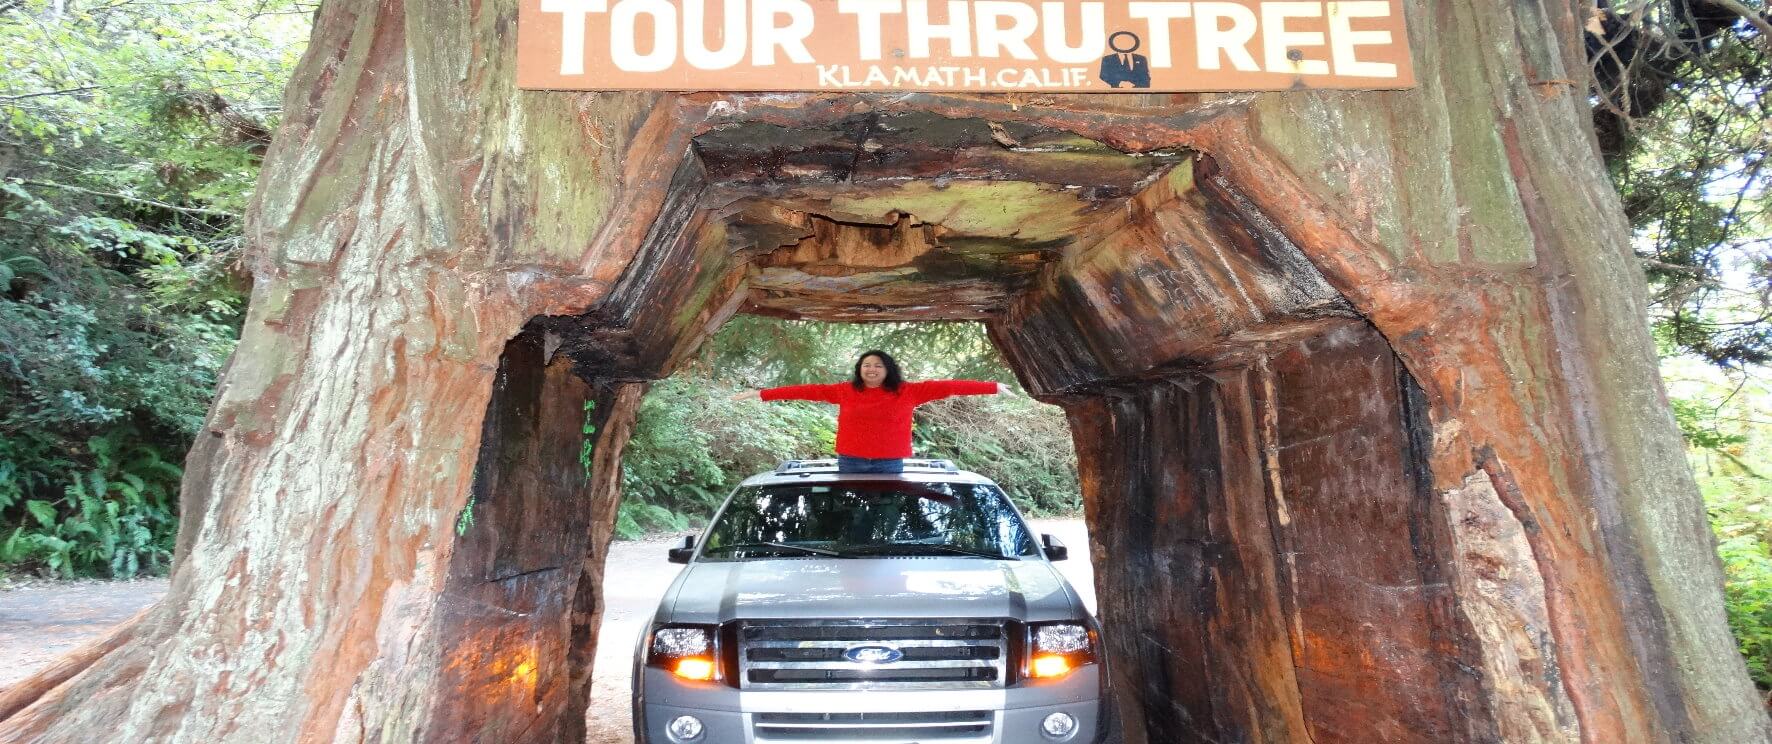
[760,380,999,459]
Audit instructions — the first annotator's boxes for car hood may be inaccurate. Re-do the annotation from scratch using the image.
[658,557,1086,624]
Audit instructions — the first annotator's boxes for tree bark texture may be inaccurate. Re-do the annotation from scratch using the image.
[0,0,1763,741]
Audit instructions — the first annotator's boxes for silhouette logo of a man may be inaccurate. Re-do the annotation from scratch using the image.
[1099,31,1151,89]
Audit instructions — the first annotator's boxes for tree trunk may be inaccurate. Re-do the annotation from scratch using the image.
[0,0,693,737]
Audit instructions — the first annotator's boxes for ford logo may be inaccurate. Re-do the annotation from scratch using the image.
[842,645,905,664]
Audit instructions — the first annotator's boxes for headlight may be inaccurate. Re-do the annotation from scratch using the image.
[1034,623,1090,654]
[652,627,711,657]
[647,624,720,682]
[1027,621,1097,680]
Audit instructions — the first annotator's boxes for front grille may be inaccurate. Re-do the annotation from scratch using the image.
[753,710,995,743]
[738,619,1010,690]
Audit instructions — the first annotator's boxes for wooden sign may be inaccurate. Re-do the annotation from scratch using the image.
[517,1,1415,92]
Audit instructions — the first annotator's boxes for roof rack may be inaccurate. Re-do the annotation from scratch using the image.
[774,459,837,473]
[773,458,961,474]
[904,458,962,473]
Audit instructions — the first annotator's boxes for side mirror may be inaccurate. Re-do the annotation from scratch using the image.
[1041,534,1068,562]
[667,535,696,564]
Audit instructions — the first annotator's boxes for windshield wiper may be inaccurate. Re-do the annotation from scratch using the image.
[852,543,1009,560]
[705,542,853,558]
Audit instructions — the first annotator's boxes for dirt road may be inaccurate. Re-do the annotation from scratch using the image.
[0,578,169,687]
[0,519,1092,743]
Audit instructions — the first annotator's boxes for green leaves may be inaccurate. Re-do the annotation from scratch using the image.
[24,499,55,529]
[3,419,181,577]
[1601,3,1772,369]
[615,502,691,539]
[0,250,48,293]
[0,0,301,580]
[1670,362,1772,688]
[1711,488,1772,687]
[914,394,1079,517]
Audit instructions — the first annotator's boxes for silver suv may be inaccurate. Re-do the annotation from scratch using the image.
[633,459,1103,744]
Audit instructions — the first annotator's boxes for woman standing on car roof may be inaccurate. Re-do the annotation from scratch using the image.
[731,350,1009,474]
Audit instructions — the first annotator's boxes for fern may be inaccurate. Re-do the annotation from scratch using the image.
[24,499,56,529]
[0,248,51,293]
[5,440,180,577]
[0,527,30,564]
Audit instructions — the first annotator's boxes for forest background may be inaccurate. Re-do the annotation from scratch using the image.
[1,0,1769,692]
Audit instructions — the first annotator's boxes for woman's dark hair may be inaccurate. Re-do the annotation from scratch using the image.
[852,350,904,392]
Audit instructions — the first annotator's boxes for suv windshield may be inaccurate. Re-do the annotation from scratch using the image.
[699,481,1036,560]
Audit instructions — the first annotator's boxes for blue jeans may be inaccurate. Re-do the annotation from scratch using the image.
[837,455,904,474]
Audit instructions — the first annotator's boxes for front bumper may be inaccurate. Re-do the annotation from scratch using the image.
[637,665,1102,744]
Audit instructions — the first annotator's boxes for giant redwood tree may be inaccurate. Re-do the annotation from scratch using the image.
[0,0,1767,742]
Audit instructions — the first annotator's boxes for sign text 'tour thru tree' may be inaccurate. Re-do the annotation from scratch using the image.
[517,0,1415,92]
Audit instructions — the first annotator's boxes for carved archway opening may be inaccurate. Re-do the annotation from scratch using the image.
[427,111,1513,743]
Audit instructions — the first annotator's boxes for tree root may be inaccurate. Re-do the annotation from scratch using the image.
[0,606,147,722]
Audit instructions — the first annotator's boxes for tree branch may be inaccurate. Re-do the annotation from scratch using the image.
[1640,257,1707,275]
[1709,0,1772,42]
[1715,448,1768,479]
[0,86,100,102]
[12,179,235,218]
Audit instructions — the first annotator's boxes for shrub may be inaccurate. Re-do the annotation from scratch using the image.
[617,377,836,538]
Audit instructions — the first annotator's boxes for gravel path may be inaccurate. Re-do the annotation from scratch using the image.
[0,578,169,687]
[0,519,1092,743]
[584,533,689,743]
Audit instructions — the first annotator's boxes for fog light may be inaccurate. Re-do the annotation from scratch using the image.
[667,714,704,741]
[1030,653,1072,678]
[672,657,715,681]
[1041,712,1077,738]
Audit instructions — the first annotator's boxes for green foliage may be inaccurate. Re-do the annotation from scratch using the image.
[618,376,839,538]
[1666,359,1772,687]
[1711,485,1772,687]
[0,432,178,577]
[1592,2,1771,367]
[0,0,307,576]
[614,502,691,541]
[915,395,1080,516]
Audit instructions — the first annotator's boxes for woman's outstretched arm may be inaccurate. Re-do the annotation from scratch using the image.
[906,380,1009,404]
[731,383,846,404]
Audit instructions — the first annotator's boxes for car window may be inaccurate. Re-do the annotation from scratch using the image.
[700,481,1036,560]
